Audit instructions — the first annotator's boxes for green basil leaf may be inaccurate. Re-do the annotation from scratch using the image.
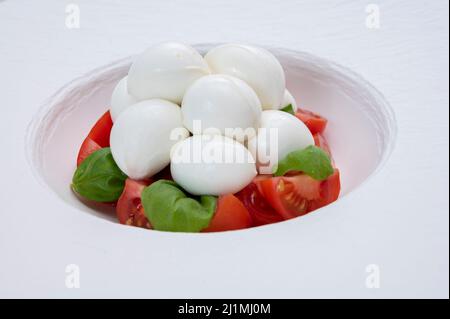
[72,147,127,202]
[280,104,295,115]
[141,180,217,232]
[274,145,334,180]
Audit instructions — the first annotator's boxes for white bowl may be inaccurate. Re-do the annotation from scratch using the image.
[26,44,396,227]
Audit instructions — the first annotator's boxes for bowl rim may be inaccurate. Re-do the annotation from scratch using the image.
[24,43,398,234]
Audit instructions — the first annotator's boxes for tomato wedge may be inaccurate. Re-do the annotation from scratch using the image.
[76,111,113,166]
[202,194,252,232]
[76,137,101,167]
[310,169,341,211]
[116,178,152,229]
[85,111,113,147]
[254,170,341,220]
[313,132,335,165]
[235,182,284,226]
[295,109,328,134]
[313,133,331,156]
[256,175,322,220]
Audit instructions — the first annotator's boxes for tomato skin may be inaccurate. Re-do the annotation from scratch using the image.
[76,111,113,166]
[86,111,113,147]
[310,169,341,211]
[313,133,331,156]
[235,182,284,227]
[256,175,322,220]
[116,178,152,229]
[313,133,335,166]
[254,170,341,220]
[76,137,101,166]
[202,194,252,232]
[295,109,328,134]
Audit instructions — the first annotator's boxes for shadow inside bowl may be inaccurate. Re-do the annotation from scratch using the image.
[26,44,397,226]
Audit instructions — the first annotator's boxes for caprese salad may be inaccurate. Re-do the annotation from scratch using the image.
[72,42,341,233]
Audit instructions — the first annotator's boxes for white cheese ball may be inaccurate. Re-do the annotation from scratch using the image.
[282,89,298,112]
[170,135,257,195]
[248,110,314,174]
[110,99,189,179]
[110,76,138,122]
[128,42,210,104]
[181,74,262,142]
[204,44,285,110]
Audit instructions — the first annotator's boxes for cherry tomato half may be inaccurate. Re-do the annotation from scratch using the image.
[76,137,101,167]
[202,194,252,232]
[295,108,328,135]
[235,182,284,227]
[116,178,152,229]
[313,132,335,166]
[256,174,322,220]
[76,111,113,166]
[310,169,341,211]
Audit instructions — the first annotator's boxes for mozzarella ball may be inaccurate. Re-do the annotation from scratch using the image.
[248,110,314,174]
[204,44,285,110]
[127,42,210,104]
[110,99,189,179]
[110,76,138,122]
[170,135,257,195]
[282,89,298,112]
[181,74,262,142]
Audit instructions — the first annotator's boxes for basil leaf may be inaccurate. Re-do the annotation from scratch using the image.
[280,104,295,115]
[274,145,334,180]
[72,147,127,202]
[141,180,217,232]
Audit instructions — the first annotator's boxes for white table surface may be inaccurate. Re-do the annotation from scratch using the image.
[0,0,448,298]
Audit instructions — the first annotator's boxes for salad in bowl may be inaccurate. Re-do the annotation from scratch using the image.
[71,42,341,233]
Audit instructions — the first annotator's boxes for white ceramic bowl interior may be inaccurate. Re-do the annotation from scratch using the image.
[26,44,396,225]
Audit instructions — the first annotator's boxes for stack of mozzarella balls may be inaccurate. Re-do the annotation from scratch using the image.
[110,42,314,196]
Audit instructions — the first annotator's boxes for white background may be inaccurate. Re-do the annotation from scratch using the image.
[0,0,448,298]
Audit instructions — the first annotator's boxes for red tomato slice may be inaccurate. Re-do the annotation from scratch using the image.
[202,194,252,232]
[86,111,113,147]
[76,111,113,166]
[295,108,328,135]
[310,169,341,211]
[313,133,335,165]
[116,178,152,229]
[256,175,322,220]
[313,133,331,156]
[76,137,101,166]
[235,182,284,227]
